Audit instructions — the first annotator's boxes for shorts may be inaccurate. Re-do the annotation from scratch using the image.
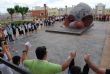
[31,28,34,31]
[21,30,24,35]
[25,29,28,33]
[19,31,22,35]
[29,28,31,32]
[40,24,43,26]
[34,25,37,30]
[36,23,39,27]
[13,29,16,35]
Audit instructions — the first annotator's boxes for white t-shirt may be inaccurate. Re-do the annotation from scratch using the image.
[3,30,8,37]
[35,20,39,24]
[28,24,31,29]
[0,64,13,74]
[3,53,8,60]
[21,26,24,31]
[19,26,22,31]
[39,20,43,24]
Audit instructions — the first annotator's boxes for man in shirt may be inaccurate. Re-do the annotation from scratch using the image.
[23,46,76,74]
[6,24,14,42]
[84,53,110,74]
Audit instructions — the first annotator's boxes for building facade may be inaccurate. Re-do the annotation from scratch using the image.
[58,8,65,16]
[95,3,105,15]
[105,9,110,15]
[58,7,73,16]
[31,10,48,18]
[31,6,48,18]
[48,8,59,16]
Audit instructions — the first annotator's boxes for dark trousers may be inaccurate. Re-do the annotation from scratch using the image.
[5,35,8,41]
[44,22,47,26]
[8,34,13,42]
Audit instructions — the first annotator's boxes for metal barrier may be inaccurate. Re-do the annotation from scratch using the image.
[0,57,31,74]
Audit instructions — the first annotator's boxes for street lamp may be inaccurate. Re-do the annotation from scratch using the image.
[44,4,47,18]
[65,5,67,14]
[58,9,61,16]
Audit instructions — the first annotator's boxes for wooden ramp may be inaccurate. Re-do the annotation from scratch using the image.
[46,24,94,35]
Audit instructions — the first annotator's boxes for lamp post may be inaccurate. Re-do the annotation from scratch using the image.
[58,9,61,16]
[65,5,67,14]
[44,4,47,18]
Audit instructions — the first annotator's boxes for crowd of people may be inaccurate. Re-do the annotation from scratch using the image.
[0,15,110,74]
[4,21,39,42]
[2,16,64,42]
[0,27,110,74]
[95,15,110,21]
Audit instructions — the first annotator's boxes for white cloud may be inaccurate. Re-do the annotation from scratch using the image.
[0,0,110,13]
[47,0,110,8]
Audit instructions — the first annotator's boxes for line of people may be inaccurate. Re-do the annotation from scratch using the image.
[3,22,38,42]
[3,18,56,42]
[95,15,110,21]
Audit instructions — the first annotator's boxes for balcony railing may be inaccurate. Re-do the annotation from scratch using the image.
[0,57,31,74]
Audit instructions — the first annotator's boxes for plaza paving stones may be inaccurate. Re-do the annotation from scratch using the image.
[100,22,110,68]
[9,21,109,74]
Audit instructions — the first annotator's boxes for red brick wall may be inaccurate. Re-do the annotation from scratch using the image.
[31,10,48,18]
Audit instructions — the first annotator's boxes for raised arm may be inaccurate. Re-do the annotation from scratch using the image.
[84,53,106,74]
[21,42,30,63]
[61,51,76,71]
[2,42,12,61]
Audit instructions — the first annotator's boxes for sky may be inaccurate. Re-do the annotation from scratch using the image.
[0,0,110,13]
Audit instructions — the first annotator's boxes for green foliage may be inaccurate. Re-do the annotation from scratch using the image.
[14,5,29,20]
[19,7,29,15]
[19,6,29,20]
[7,8,15,15]
[0,20,32,26]
[7,8,15,21]
[0,22,4,25]
[11,20,32,26]
[6,5,29,20]
[14,5,20,13]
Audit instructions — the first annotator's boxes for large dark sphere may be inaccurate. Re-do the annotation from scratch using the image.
[64,3,93,28]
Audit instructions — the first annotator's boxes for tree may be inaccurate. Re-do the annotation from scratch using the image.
[18,6,29,20]
[7,8,15,21]
[14,5,29,20]
[14,5,20,13]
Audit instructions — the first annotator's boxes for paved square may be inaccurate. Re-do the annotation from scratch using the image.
[9,21,109,74]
